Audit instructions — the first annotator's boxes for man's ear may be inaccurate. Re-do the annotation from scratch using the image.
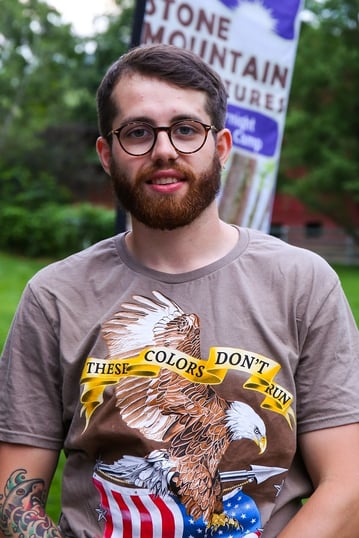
[216,128,232,168]
[96,136,112,176]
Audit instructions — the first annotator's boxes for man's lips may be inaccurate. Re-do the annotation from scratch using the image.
[146,169,184,185]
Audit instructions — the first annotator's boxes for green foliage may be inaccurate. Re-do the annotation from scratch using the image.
[280,0,359,241]
[0,165,70,208]
[0,203,115,258]
[0,0,84,142]
[0,0,134,209]
[0,0,92,205]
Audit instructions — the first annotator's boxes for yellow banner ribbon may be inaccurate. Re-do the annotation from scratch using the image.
[80,346,295,429]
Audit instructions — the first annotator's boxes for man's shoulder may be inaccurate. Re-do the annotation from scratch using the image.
[245,227,330,261]
[29,234,121,289]
[243,227,338,282]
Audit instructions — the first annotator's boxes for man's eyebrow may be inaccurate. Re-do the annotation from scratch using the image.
[116,114,205,126]
[117,115,153,125]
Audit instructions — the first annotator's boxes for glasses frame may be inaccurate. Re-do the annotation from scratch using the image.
[107,119,218,156]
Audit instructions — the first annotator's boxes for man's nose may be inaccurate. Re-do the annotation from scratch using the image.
[150,130,178,160]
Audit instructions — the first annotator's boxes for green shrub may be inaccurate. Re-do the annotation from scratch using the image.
[0,166,71,209]
[0,203,115,257]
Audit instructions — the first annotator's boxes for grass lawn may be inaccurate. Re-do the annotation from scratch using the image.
[332,264,359,322]
[1,251,359,522]
[0,252,63,520]
[0,253,54,347]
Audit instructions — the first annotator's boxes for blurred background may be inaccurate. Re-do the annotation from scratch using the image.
[0,0,358,261]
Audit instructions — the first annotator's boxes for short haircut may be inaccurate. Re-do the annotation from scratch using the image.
[96,43,228,138]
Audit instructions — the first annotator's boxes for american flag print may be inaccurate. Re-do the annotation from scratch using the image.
[93,472,262,537]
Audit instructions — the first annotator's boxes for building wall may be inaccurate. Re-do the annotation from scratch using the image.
[271,193,359,265]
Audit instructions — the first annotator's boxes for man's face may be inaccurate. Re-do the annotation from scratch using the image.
[98,73,227,230]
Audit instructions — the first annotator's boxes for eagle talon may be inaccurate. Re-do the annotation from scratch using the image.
[207,512,242,533]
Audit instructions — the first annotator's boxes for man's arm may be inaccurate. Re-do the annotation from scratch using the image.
[278,423,359,538]
[0,443,62,537]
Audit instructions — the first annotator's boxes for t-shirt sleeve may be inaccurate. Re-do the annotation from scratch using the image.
[0,282,64,449]
[295,275,359,433]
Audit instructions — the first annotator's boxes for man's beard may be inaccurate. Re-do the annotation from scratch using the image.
[110,156,222,230]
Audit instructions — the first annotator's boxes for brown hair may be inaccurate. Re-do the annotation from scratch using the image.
[96,43,228,138]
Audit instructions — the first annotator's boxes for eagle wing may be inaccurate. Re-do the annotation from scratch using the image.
[103,291,204,440]
[102,290,200,358]
[114,368,226,441]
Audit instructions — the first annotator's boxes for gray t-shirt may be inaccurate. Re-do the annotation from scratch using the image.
[1,228,358,538]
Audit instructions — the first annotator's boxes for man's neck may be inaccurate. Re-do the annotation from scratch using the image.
[125,210,239,274]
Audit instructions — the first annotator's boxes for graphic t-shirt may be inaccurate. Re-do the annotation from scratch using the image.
[0,228,358,538]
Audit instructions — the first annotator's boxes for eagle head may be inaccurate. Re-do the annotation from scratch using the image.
[225,401,267,454]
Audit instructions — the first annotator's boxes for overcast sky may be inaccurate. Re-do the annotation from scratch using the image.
[46,0,117,35]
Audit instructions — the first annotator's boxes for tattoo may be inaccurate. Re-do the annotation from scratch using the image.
[0,469,62,537]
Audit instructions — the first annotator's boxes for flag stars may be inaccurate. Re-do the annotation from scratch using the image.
[274,480,284,496]
[95,505,108,522]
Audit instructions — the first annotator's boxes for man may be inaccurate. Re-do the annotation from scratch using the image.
[0,44,359,538]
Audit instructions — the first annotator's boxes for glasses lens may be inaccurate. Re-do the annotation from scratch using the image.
[119,123,155,155]
[170,120,208,153]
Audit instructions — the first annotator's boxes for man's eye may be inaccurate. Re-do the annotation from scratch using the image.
[179,125,194,135]
[127,127,150,139]
[173,123,198,137]
[122,125,153,140]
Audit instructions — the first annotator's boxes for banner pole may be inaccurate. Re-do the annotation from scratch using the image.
[130,0,147,47]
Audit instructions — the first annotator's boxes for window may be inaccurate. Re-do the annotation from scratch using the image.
[305,221,323,239]
[270,223,285,239]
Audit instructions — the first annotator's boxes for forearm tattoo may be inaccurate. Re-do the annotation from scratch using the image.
[0,469,62,537]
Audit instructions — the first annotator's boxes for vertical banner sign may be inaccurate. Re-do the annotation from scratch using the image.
[136,0,303,231]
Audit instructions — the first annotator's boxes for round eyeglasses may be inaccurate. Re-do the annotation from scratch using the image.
[107,119,218,156]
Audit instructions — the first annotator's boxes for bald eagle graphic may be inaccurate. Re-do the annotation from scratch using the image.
[100,291,267,528]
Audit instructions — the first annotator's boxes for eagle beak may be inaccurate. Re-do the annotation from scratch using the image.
[257,436,267,454]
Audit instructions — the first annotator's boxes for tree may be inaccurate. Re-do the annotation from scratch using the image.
[279,0,359,242]
[0,0,87,143]
[46,0,135,201]
[0,0,87,206]
[0,0,134,208]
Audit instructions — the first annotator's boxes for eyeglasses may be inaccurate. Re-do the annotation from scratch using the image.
[107,119,217,156]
